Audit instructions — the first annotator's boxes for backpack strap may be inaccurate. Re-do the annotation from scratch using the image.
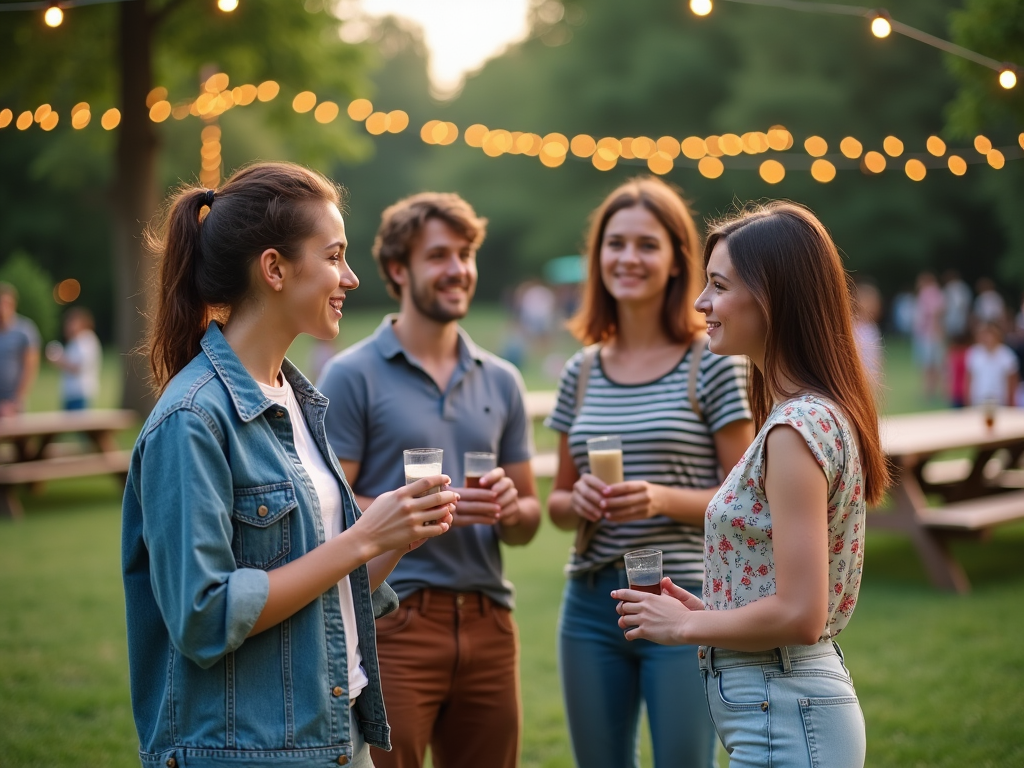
[687,333,708,421]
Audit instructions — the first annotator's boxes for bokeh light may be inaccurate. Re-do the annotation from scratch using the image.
[44,5,63,27]
[810,159,836,182]
[597,137,622,158]
[759,159,785,184]
[647,151,673,175]
[146,87,168,108]
[34,104,52,123]
[0,109,12,129]
[16,111,33,130]
[766,127,792,151]
[999,68,1017,89]
[863,151,886,173]
[704,136,723,157]
[804,136,828,157]
[839,137,863,159]
[698,156,724,178]
[570,134,596,157]
[233,84,258,105]
[719,134,742,156]
[986,149,1005,169]
[882,136,903,156]
[619,138,636,160]
[365,111,390,135]
[149,101,171,123]
[870,14,891,38]
[55,279,81,304]
[386,110,409,133]
[347,98,372,121]
[292,91,317,113]
[690,0,712,17]
[905,159,926,181]
[926,136,946,156]
[256,81,280,102]
[314,102,340,124]
[465,124,489,147]
[947,155,967,176]
[973,135,992,154]
[205,73,230,93]
[202,125,221,142]
[591,148,616,171]
[681,136,707,159]
[631,136,656,159]
[101,108,121,130]
[218,0,239,11]
[40,111,59,131]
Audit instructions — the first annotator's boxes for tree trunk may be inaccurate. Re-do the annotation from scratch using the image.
[113,0,159,415]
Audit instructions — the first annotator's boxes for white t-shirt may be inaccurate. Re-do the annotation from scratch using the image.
[259,376,369,701]
[62,329,102,402]
[965,344,1018,406]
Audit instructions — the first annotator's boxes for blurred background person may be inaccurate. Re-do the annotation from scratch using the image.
[965,322,1019,407]
[942,269,972,340]
[853,281,883,389]
[0,282,41,416]
[912,272,945,401]
[947,330,972,409]
[546,177,754,768]
[47,307,102,410]
[973,277,1007,328]
[890,287,915,338]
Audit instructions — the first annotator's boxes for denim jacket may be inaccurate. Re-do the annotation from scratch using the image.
[122,323,398,768]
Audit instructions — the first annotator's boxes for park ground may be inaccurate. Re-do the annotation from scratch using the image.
[3,304,1023,768]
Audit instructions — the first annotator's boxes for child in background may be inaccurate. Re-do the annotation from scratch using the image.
[965,323,1019,407]
[853,282,883,389]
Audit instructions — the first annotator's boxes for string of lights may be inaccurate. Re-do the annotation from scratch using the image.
[686,0,1020,89]
[1,74,1021,186]
[0,0,239,28]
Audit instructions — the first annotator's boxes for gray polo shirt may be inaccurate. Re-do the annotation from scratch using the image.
[0,315,40,403]
[317,317,533,609]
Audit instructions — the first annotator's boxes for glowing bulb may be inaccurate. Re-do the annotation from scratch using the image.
[870,13,891,38]
[217,0,239,11]
[690,0,712,16]
[44,5,63,27]
[999,68,1017,89]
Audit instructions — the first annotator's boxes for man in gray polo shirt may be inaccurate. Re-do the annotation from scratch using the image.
[318,192,540,768]
[0,282,41,416]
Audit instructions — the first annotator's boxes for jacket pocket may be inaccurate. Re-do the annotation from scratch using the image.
[231,482,297,569]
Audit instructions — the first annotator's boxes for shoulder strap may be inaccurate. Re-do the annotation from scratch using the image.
[688,333,708,421]
[574,344,600,416]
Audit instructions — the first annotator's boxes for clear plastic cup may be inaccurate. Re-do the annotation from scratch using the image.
[623,548,663,595]
[464,451,497,488]
[587,435,624,485]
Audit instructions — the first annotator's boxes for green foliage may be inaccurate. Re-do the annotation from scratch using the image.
[947,0,1024,136]
[0,250,57,341]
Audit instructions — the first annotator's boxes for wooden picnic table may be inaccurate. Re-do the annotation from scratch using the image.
[875,407,1024,593]
[0,409,138,519]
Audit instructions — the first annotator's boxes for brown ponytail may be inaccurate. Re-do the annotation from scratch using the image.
[145,162,343,392]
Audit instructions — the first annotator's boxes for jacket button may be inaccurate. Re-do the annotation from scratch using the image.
[337,756,349,765]
[166,759,177,768]
[257,505,269,517]
[275,410,285,418]
[332,686,343,697]
[761,701,769,712]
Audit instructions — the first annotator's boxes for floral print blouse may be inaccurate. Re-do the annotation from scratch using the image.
[703,395,865,640]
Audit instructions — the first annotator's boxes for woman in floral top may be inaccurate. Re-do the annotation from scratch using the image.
[614,202,890,768]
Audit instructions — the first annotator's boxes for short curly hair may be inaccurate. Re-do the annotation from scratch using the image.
[372,192,488,300]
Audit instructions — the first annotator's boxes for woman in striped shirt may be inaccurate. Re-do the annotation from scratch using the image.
[546,177,754,768]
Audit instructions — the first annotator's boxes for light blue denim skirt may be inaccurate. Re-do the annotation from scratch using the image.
[698,639,865,768]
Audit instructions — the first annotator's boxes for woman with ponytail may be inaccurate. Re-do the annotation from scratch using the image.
[614,202,890,768]
[122,162,456,768]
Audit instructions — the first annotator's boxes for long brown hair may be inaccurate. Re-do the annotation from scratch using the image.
[704,202,890,505]
[145,162,342,392]
[567,176,704,345]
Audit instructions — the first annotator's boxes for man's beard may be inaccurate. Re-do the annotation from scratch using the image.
[408,272,474,323]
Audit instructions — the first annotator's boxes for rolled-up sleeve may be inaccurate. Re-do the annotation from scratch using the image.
[138,408,269,669]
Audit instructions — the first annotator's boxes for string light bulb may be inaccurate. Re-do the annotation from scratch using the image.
[999,66,1017,90]
[870,10,891,39]
[689,0,712,16]
[217,0,239,12]
[43,2,63,27]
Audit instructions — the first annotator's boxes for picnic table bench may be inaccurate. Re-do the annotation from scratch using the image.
[874,407,1024,593]
[0,409,137,519]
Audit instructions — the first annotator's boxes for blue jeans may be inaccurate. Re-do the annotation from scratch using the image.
[558,565,717,768]
[699,640,865,768]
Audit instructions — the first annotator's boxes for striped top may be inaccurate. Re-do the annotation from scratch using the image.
[546,341,751,585]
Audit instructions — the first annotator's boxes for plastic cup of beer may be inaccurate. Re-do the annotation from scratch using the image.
[982,399,997,431]
[404,448,443,497]
[587,435,624,485]
[464,452,497,489]
[623,548,663,595]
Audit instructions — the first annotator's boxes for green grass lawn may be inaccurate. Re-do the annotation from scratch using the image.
[5,308,1022,767]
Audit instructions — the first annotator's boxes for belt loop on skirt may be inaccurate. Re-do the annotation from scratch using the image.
[778,645,793,673]
[419,588,430,615]
[480,593,491,616]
